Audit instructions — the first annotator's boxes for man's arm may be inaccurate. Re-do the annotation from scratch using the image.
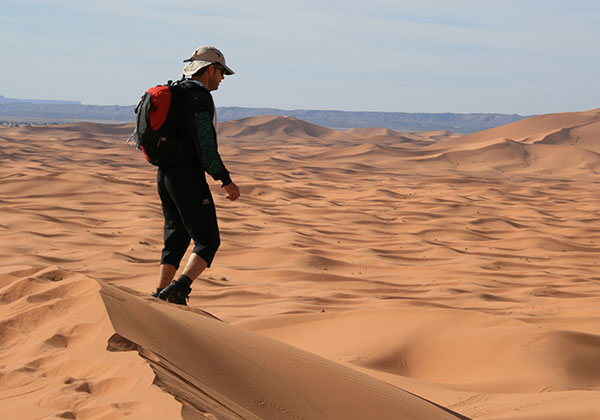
[192,109,232,186]
[182,90,232,186]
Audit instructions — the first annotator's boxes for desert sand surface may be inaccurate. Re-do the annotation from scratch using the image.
[1,108,600,419]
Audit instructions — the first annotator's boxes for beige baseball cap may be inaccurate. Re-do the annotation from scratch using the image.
[182,46,235,76]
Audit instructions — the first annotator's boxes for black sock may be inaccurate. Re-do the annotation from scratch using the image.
[176,274,193,287]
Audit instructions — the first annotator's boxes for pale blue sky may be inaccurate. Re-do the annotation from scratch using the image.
[1,0,599,114]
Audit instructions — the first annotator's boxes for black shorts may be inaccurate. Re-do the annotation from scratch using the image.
[157,166,220,268]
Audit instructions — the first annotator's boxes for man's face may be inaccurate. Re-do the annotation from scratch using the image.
[206,64,225,91]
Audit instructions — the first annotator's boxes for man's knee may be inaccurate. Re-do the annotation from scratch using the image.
[192,235,220,267]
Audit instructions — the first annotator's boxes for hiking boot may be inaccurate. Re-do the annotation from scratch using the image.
[158,279,191,305]
[151,288,163,298]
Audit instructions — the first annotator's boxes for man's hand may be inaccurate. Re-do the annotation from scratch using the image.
[223,182,240,201]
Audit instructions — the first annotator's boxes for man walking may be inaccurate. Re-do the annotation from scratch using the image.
[154,46,240,305]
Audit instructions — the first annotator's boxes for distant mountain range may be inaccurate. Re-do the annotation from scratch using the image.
[217,107,529,133]
[0,94,529,133]
[0,94,81,105]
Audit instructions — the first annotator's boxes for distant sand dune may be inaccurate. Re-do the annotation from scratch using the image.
[436,108,600,148]
[533,120,600,150]
[217,115,337,140]
[419,139,600,173]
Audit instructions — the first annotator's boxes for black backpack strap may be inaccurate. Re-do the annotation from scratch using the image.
[160,79,193,134]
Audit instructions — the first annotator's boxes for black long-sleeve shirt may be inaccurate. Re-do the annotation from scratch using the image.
[172,79,232,186]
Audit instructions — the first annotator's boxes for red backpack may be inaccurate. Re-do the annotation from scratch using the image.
[127,80,184,166]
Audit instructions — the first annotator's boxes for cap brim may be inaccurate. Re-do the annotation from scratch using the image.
[222,64,235,75]
[181,60,212,76]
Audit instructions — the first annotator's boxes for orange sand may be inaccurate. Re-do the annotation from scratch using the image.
[1,108,600,419]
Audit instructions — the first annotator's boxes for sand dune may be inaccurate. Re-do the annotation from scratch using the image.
[217,115,337,141]
[0,265,179,420]
[534,119,600,151]
[100,281,468,420]
[1,108,600,419]
[410,108,600,175]
[421,139,600,173]
[436,108,600,148]
[240,308,600,393]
